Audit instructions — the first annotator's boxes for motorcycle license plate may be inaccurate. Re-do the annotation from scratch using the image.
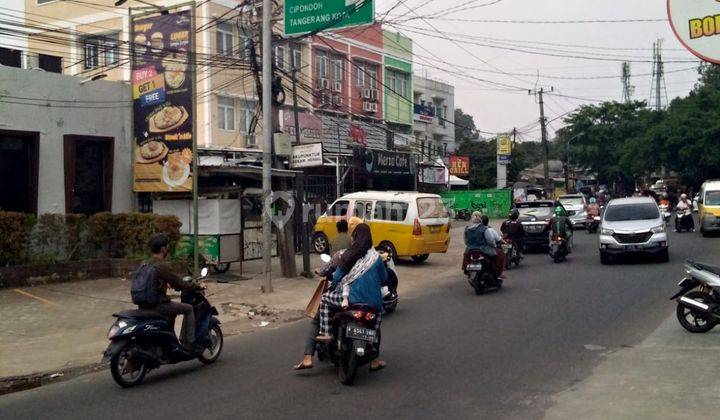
[346,325,376,342]
[502,244,512,251]
[466,264,483,271]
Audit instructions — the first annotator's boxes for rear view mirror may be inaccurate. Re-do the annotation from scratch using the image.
[200,267,209,277]
[320,253,332,263]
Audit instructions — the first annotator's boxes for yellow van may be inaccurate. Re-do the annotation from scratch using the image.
[698,180,720,237]
[312,191,451,262]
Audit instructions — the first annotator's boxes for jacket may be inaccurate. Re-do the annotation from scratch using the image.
[464,223,496,256]
[150,258,198,303]
[332,258,388,312]
[331,232,352,253]
[550,216,573,238]
[501,220,525,242]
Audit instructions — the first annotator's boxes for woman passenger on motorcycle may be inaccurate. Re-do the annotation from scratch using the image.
[463,211,497,274]
[315,223,388,369]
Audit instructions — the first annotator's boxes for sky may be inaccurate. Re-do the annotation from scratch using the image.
[376,0,701,140]
[0,0,702,140]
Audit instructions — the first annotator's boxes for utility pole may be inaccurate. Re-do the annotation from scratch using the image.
[292,69,311,278]
[529,87,552,195]
[261,0,273,293]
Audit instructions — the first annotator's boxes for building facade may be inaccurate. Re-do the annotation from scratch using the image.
[413,75,456,158]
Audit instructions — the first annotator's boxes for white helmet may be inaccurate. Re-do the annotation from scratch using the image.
[681,193,688,200]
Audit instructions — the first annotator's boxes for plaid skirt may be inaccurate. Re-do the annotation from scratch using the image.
[317,287,383,335]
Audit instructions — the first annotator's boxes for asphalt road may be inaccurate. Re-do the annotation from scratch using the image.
[1,223,715,419]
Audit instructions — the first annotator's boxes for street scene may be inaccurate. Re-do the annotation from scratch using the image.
[2,0,720,419]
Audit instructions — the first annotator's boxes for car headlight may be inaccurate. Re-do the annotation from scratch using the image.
[651,225,665,234]
[600,227,614,236]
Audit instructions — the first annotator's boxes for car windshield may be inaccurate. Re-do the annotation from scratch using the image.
[417,197,449,219]
[705,191,720,206]
[604,203,659,222]
[518,206,553,218]
[559,197,584,207]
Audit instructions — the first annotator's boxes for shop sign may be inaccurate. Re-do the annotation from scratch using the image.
[349,123,368,146]
[497,134,512,156]
[131,10,194,192]
[284,0,375,36]
[357,149,411,174]
[413,103,435,123]
[668,0,720,64]
[393,133,413,147]
[290,143,324,168]
[282,111,323,143]
[449,156,470,177]
[418,165,447,185]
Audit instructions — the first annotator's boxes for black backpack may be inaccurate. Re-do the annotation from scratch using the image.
[130,262,159,307]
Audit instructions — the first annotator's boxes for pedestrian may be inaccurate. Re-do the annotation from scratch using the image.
[330,219,351,253]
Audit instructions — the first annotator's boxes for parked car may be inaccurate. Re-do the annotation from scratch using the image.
[312,191,451,263]
[599,197,668,264]
[697,180,720,236]
[558,193,588,229]
[516,200,557,251]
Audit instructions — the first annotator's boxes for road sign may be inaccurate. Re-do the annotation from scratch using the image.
[498,155,511,165]
[668,0,720,63]
[284,0,374,36]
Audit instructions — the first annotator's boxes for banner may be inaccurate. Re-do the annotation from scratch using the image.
[282,111,323,143]
[132,10,194,192]
[497,134,512,156]
[449,156,470,176]
[418,165,447,185]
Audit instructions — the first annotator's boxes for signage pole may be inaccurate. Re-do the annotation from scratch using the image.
[292,69,311,277]
[191,3,199,276]
[261,0,273,293]
[336,124,341,199]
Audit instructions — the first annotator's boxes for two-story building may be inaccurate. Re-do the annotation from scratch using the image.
[413,75,456,158]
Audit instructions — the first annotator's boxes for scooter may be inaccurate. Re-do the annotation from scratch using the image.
[659,203,672,223]
[549,235,569,263]
[102,267,223,387]
[671,261,720,333]
[501,238,521,269]
[586,215,601,234]
[381,252,399,313]
[315,254,381,385]
[465,250,502,294]
[675,208,694,232]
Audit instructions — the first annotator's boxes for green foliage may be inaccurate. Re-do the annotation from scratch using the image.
[0,212,31,266]
[454,108,478,143]
[458,138,497,188]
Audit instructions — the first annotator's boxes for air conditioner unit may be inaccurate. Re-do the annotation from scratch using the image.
[332,81,342,92]
[320,94,331,106]
[370,102,378,112]
[362,88,372,99]
[362,101,373,112]
[369,89,378,102]
[332,95,343,106]
[319,78,330,90]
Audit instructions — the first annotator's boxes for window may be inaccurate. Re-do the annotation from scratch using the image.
[399,73,408,97]
[315,50,327,79]
[273,44,286,70]
[705,191,720,206]
[0,47,21,68]
[387,71,396,92]
[374,201,409,222]
[291,43,302,70]
[604,203,660,222]
[0,132,39,213]
[216,22,234,56]
[367,65,378,90]
[331,55,343,81]
[353,201,373,219]
[355,62,365,87]
[417,197,449,219]
[83,38,100,69]
[328,200,349,217]
[39,54,62,73]
[103,33,119,65]
[37,0,56,4]
[217,96,235,131]
[238,100,256,133]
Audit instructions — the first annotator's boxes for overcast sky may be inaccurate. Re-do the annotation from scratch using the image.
[377,0,701,140]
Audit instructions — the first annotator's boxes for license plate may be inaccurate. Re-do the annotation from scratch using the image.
[502,244,512,250]
[466,264,483,271]
[429,226,441,233]
[346,325,376,342]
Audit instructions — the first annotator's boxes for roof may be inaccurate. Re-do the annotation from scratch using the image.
[607,197,656,206]
[517,200,555,207]
[339,191,440,200]
[702,180,720,189]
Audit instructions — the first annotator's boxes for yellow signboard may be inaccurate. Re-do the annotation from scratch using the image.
[132,74,165,100]
[497,135,512,156]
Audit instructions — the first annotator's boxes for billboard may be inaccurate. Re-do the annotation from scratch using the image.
[131,10,194,192]
[449,156,470,177]
[668,0,720,64]
[497,134,512,156]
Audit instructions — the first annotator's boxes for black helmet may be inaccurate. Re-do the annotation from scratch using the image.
[509,209,519,220]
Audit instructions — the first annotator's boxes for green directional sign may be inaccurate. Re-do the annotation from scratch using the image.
[284,0,374,36]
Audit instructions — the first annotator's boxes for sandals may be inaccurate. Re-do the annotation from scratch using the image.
[293,361,314,370]
[369,360,387,372]
[315,335,332,343]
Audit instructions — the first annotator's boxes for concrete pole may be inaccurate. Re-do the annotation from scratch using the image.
[261,0,273,293]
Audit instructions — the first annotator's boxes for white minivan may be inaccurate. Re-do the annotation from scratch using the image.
[599,197,668,264]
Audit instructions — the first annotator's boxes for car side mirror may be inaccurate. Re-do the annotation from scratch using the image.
[320,253,332,263]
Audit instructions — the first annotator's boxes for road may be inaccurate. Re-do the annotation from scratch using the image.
[0,223,713,419]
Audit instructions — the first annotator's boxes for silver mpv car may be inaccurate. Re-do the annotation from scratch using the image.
[599,197,669,264]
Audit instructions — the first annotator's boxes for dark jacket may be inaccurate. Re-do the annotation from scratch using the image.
[332,258,388,312]
[501,220,525,242]
[464,223,496,256]
[549,216,573,238]
[150,258,198,303]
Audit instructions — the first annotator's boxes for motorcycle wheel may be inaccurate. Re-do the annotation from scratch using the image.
[676,291,717,333]
[110,343,147,388]
[338,348,359,385]
[383,297,398,314]
[197,324,224,364]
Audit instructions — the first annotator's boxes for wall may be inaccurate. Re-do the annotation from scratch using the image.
[0,66,133,214]
[382,30,413,128]
[413,75,456,153]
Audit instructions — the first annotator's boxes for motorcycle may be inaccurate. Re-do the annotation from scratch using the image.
[671,261,720,333]
[501,238,521,269]
[675,208,694,232]
[659,203,671,223]
[381,252,399,313]
[456,209,470,221]
[102,267,223,387]
[315,254,380,385]
[466,250,503,294]
[586,215,601,234]
[549,235,569,263]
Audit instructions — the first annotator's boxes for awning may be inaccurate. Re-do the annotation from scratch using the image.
[199,164,301,179]
[449,175,469,186]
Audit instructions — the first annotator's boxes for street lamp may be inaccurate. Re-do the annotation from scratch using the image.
[564,131,584,193]
[114,0,167,13]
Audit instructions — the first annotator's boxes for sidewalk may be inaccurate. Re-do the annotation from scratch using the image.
[545,313,720,419]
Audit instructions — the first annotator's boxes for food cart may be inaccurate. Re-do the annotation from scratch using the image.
[153,198,242,273]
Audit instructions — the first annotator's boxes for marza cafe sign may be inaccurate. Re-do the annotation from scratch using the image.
[668,0,720,63]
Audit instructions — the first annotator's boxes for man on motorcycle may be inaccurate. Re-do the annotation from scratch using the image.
[501,209,525,259]
[549,206,573,252]
[587,197,600,218]
[463,211,497,275]
[676,193,695,232]
[147,234,206,354]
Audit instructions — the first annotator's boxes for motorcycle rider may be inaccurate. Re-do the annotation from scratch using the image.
[501,209,525,259]
[146,233,205,354]
[549,206,574,253]
[482,215,506,279]
[676,193,695,232]
[463,211,498,275]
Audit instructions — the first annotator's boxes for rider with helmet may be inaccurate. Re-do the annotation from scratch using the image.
[550,205,574,252]
[587,197,600,218]
[676,193,695,232]
[501,208,526,258]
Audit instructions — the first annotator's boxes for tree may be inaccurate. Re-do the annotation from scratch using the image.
[458,138,496,189]
[454,108,478,143]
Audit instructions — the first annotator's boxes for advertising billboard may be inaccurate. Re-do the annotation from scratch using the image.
[449,156,470,177]
[668,0,720,64]
[131,10,194,192]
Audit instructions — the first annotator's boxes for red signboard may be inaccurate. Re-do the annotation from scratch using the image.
[449,156,470,177]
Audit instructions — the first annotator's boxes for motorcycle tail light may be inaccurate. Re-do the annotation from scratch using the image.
[365,312,376,321]
[353,311,365,320]
[413,218,422,236]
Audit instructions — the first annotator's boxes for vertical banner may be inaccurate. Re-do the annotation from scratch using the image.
[131,10,194,192]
